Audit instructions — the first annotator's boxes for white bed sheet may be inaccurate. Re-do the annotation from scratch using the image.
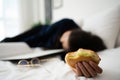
[0,47,120,80]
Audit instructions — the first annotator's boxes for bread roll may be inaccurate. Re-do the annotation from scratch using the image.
[65,48,101,68]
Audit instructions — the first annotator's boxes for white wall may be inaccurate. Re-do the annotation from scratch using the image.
[52,0,120,24]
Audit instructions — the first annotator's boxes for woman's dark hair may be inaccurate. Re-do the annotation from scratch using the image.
[68,29,106,52]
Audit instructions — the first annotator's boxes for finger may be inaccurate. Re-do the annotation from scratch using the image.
[72,68,78,74]
[78,62,91,78]
[82,61,97,77]
[75,63,83,76]
[89,61,103,74]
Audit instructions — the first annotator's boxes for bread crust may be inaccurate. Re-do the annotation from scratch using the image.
[65,49,101,68]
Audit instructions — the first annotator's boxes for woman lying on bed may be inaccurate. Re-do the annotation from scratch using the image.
[1,18,106,77]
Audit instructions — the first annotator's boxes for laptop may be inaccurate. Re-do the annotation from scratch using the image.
[0,42,64,60]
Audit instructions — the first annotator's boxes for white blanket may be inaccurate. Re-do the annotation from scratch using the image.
[0,47,120,80]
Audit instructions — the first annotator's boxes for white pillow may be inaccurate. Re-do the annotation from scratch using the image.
[82,5,120,49]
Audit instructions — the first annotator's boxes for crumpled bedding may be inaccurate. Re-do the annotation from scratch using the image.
[0,47,120,80]
[0,56,75,80]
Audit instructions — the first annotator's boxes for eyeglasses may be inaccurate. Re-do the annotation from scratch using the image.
[17,57,57,73]
[18,57,41,67]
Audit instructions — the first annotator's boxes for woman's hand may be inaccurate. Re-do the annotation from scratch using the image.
[72,61,103,78]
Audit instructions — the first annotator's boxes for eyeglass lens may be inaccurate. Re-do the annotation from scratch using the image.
[18,60,28,65]
[31,58,40,64]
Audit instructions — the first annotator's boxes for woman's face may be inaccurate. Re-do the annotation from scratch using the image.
[60,30,72,50]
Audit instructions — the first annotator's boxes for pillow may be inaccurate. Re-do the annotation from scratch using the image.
[82,5,120,49]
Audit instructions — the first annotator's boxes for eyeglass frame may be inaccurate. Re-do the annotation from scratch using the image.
[17,57,43,67]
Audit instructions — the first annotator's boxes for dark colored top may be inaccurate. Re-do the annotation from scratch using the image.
[1,18,79,49]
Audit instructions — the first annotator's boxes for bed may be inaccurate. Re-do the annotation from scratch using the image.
[0,4,120,80]
[0,47,120,80]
